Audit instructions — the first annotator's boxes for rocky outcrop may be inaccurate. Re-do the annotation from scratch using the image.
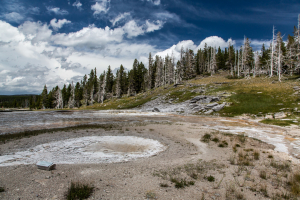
[139,94,226,115]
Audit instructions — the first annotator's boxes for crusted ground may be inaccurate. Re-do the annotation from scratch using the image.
[0,115,299,200]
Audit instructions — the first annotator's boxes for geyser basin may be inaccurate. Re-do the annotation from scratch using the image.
[0,136,166,166]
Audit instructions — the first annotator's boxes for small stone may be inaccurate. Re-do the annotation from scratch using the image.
[274,112,286,119]
[205,102,218,109]
[204,110,213,115]
[152,107,160,112]
[212,103,226,112]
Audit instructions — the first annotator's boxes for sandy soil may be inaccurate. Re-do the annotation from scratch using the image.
[1,115,300,200]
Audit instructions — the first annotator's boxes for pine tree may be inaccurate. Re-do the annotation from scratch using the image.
[40,85,48,109]
[105,66,114,93]
[244,37,254,77]
[74,82,82,107]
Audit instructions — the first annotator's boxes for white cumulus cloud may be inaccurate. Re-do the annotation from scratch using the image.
[146,20,164,32]
[110,12,131,26]
[197,36,234,49]
[123,20,145,38]
[3,12,24,23]
[72,1,83,10]
[91,0,110,15]
[18,21,53,43]
[155,37,235,63]
[50,18,71,31]
[0,18,163,94]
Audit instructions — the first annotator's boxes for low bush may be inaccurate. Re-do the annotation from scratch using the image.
[207,175,215,182]
[66,182,94,200]
[201,134,211,143]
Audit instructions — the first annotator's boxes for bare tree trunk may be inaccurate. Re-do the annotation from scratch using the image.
[68,82,75,108]
[270,26,275,77]
[55,87,63,109]
[116,70,121,98]
[278,43,281,82]
[101,73,106,104]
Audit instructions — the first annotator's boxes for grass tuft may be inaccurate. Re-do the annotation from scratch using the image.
[66,182,94,200]
[207,175,215,182]
[260,171,267,179]
[253,151,260,160]
[201,133,212,143]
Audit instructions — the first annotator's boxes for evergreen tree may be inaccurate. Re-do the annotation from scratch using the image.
[40,85,48,109]
[105,66,114,93]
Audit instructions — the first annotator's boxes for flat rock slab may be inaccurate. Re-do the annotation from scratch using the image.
[37,161,56,171]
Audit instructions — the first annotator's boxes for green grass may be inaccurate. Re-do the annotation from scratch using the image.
[207,175,215,182]
[201,133,211,143]
[270,160,291,172]
[260,119,298,127]
[65,182,94,200]
[253,151,260,160]
[291,173,300,195]
[218,140,228,148]
[159,183,169,187]
[165,90,197,103]
[212,137,219,143]
[260,171,267,179]
[221,92,296,116]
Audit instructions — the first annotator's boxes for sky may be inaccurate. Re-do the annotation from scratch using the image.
[0,0,299,95]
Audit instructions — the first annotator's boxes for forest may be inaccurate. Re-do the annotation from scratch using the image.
[2,25,300,109]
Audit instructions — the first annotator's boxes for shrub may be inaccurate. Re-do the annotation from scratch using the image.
[190,173,198,180]
[218,141,228,148]
[159,183,169,187]
[66,182,94,200]
[270,160,290,172]
[145,191,157,199]
[253,151,260,160]
[201,134,211,143]
[207,175,215,182]
[0,187,4,193]
[260,171,267,179]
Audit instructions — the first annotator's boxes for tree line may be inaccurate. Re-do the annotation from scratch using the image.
[36,23,300,109]
[2,21,300,109]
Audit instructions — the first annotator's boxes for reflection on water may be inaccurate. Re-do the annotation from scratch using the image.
[0,110,169,135]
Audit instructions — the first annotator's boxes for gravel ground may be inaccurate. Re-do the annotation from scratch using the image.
[0,115,299,200]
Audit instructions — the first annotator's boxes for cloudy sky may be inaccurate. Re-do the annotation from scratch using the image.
[0,0,299,95]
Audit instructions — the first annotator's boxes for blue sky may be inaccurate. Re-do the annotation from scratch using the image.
[0,0,299,94]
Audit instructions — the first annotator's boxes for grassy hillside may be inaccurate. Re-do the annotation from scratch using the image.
[84,72,300,126]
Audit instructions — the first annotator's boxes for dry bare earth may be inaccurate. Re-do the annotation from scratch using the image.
[1,116,300,200]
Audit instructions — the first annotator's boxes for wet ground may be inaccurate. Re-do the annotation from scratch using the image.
[1,110,300,160]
